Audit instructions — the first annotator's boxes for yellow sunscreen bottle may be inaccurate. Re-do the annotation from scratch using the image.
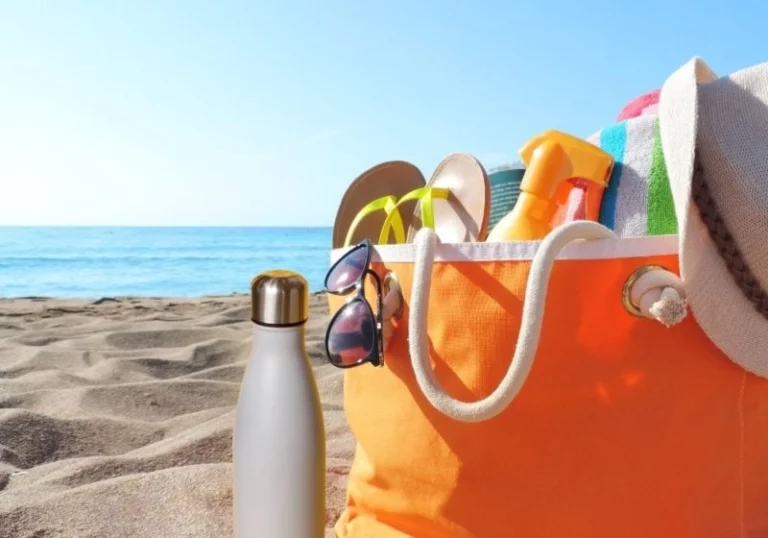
[486,130,614,242]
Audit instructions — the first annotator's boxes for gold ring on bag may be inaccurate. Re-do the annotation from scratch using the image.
[622,264,667,317]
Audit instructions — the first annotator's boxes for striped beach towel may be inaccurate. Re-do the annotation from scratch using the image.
[589,114,678,236]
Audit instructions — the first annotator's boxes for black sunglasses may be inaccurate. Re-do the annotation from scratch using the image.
[324,240,384,368]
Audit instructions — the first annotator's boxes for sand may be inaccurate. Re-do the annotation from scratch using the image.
[0,293,351,538]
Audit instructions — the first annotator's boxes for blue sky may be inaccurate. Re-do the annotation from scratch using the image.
[0,1,764,226]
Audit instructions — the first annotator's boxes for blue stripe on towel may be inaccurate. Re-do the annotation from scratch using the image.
[598,121,628,230]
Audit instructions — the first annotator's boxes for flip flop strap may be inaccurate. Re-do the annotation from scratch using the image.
[378,187,451,245]
[344,195,399,247]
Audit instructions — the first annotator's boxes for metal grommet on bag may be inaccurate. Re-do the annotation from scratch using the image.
[383,271,404,320]
[622,264,668,317]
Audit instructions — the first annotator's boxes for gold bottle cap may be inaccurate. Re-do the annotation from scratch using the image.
[250,270,309,326]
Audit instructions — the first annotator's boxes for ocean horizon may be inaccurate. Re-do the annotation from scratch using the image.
[0,226,333,298]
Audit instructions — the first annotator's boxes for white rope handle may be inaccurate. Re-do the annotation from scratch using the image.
[409,220,617,423]
[409,222,689,422]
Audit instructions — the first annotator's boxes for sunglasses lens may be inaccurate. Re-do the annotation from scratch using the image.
[325,244,368,292]
[326,300,376,367]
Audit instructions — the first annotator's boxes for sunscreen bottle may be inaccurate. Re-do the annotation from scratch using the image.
[233,270,325,538]
[486,130,614,242]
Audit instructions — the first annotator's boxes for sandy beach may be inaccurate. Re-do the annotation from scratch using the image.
[0,293,350,538]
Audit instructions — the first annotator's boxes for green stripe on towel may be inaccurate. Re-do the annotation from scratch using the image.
[647,118,678,235]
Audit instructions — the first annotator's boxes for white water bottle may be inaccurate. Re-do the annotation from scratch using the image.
[233,270,325,537]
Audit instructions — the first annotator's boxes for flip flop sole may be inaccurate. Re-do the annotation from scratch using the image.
[332,161,426,249]
[407,153,490,243]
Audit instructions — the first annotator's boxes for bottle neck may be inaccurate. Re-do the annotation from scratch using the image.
[252,322,306,354]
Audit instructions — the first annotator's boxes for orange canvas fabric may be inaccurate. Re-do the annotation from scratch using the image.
[328,248,768,538]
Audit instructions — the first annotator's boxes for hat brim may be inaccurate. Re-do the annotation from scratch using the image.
[660,57,768,378]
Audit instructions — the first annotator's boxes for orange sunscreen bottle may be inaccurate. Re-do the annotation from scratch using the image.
[486,130,614,242]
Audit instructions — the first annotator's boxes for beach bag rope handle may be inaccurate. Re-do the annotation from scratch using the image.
[409,221,688,423]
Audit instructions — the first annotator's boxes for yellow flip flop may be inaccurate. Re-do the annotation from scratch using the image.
[377,187,451,245]
[344,187,450,246]
[332,161,425,249]
[344,195,404,247]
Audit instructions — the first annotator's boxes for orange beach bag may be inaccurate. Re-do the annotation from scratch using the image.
[328,229,768,538]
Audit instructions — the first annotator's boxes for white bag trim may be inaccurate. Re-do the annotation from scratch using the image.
[330,234,678,265]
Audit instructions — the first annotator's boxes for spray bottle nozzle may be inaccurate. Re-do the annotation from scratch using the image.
[518,130,613,198]
[486,130,614,242]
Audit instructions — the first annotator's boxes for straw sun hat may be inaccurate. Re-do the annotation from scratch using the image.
[659,57,768,378]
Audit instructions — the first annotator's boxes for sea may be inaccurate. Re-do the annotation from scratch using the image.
[0,227,333,298]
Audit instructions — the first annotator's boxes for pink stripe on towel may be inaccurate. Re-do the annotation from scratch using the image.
[616,89,660,121]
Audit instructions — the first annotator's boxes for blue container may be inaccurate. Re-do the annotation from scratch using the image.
[487,164,525,233]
